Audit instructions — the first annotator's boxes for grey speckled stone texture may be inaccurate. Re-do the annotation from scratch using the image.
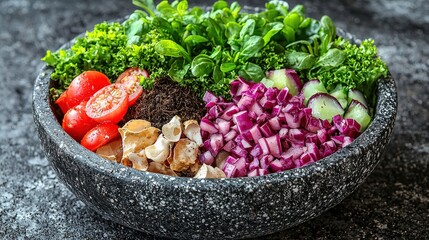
[2,0,429,239]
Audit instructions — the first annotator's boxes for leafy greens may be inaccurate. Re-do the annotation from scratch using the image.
[43,0,388,104]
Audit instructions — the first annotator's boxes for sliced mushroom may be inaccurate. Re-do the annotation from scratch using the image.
[119,124,160,166]
[162,116,182,143]
[194,164,226,178]
[183,120,203,146]
[170,138,199,172]
[96,139,123,163]
[147,162,177,177]
[215,151,229,170]
[127,150,148,171]
[120,119,151,134]
[145,135,170,163]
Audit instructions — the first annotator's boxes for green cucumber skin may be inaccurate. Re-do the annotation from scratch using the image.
[308,93,345,122]
[348,89,368,108]
[303,80,328,105]
[345,101,371,131]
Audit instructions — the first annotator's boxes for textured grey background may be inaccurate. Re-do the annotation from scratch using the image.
[0,0,428,239]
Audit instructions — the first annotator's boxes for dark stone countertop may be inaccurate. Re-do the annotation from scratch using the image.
[0,0,428,239]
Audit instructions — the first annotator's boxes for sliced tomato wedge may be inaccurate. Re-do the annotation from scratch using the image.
[65,71,111,110]
[85,84,128,124]
[55,90,71,114]
[116,67,149,106]
[62,101,98,141]
[117,67,149,83]
[81,123,120,151]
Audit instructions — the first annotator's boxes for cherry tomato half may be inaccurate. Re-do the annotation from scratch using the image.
[62,101,98,141]
[85,84,128,124]
[81,123,120,151]
[64,71,110,110]
[116,68,149,106]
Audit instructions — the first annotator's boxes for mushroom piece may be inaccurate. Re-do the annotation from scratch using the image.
[183,120,203,146]
[96,139,123,163]
[120,119,152,133]
[119,121,160,166]
[170,138,199,172]
[127,150,148,171]
[147,162,177,177]
[215,151,229,170]
[194,164,226,178]
[145,135,171,163]
[162,115,182,143]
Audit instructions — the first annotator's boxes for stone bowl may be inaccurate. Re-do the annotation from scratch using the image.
[32,30,397,239]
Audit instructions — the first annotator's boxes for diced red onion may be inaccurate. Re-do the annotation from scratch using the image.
[223,162,237,178]
[260,122,274,138]
[258,138,270,156]
[203,91,218,104]
[199,151,215,165]
[223,140,236,152]
[200,118,218,134]
[232,111,253,134]
[266,134,282,158]
[220,105,239,121]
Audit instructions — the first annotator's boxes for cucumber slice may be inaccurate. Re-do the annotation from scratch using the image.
[344,100,371,131]
[348,89,368,108]
[266,69,303,96]
[308,93,345,122]
[302,79,328,105]
[330,84,348,109]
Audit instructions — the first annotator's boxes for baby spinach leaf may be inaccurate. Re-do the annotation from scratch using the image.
[225,22,241,40]
[155,40,191,61]
[238,62,264,81]
[241,36,265,59]
[213,0,229,11]
[240,19,256,39]
[283,12,302,30]
[184,35,209,46]
[156,1,177,18]
[177,0,188,16]
[132,0,156,17]
[213,65,224,83]
[286,51,315,70]
[169,59,190,81]
[191,54,214,77]
[220,62,236,72]
[316,48,345,67]
[263,22,284,45]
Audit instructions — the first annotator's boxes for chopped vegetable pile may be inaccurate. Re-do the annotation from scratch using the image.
[199,73,364,177]
[43,0,389,178]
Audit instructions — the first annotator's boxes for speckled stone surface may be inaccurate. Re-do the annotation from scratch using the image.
[1,0,429,239]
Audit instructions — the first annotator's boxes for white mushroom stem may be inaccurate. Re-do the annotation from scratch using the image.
[128,150,148,171]
[183,120,203,146]
[145,135,171,163]
[194,164,226,178]
[162,115,182,143]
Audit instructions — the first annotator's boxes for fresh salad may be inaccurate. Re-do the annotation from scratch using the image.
[43,0,388,178]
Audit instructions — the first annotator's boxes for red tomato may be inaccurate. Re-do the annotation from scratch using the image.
[55,90,70,114]
[81,123,120,151]
[117,67,149,83]
[116,68,149,106]
[85,84,128,124]
[62,101,98,141]
[65,71,110,109]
